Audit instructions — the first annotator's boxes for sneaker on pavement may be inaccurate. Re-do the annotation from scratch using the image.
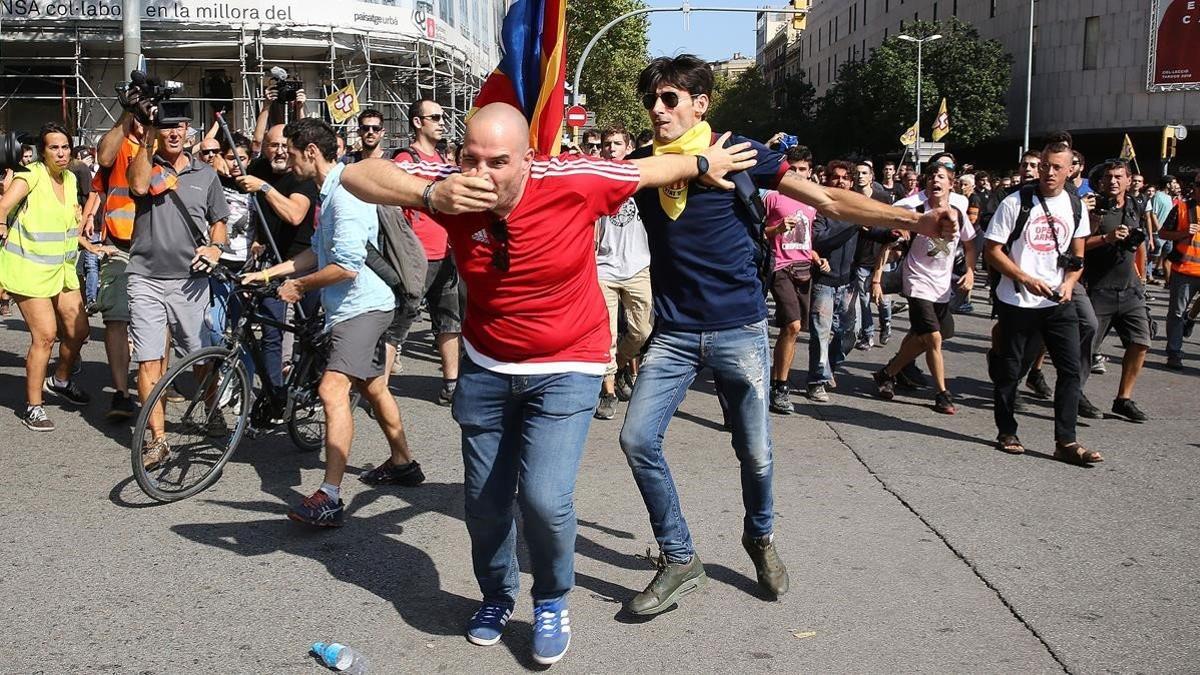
[437,379,457,407]
[806,384,829,403]
[742,533,789,597]
[287,489,345,527]
[43,377,90,406]
[1024,369,1053,399]
[1090,354,1108,375]
[854,338,872,351]
[141,437,170,469]
[897,363,928,389]
[615,367,635,402]
[107,391,136,421]
[21,404,55,432]
[879,329,892,346]
[391,357,404,375]
[952,302,975,315]
[359,459,425,486]
[873,368,895,400]
[1111,397,1147,422]
[164,384,186,404]
[531,598,571,666]
[934,390,957,415]
[594,393,617,420]
[769,385,793,415]
[627,552,707,615]
[1077,394,1103,419]
[466,601,513,646]
[1166,354,1184,370]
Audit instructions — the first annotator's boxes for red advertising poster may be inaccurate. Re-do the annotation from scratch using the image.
[1150,0,1200,89]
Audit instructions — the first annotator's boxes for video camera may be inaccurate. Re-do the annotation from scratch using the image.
[116,70,193,127]
[268,67,304,103]
[0,131,30,174]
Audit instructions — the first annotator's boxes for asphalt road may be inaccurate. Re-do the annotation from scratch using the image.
[0,284,1197,674]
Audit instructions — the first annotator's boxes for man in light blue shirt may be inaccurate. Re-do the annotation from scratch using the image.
[1151,175,1182,280]
[246,118,424,526]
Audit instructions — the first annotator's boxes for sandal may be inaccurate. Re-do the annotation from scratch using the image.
[997,434,1025,455]
[1054,442,1103,466]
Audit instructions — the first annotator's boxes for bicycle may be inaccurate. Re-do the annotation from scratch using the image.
[130,264,355,502]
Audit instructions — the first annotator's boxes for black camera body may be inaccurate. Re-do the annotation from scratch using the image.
[116,70,192,127]
[275,78,304,103]
[1118,226,1147,252]
[1057,254,1085,271]
[0,131,30,174]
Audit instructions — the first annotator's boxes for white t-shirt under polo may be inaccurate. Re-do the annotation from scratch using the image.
[986,189,1088,309]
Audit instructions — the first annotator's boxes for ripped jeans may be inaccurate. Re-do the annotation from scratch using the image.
[619,319,775,562]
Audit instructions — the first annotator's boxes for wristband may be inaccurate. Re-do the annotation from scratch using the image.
[263,270,270,283]
[423,180,439,213]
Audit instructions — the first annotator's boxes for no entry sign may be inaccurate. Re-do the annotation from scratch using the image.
[565,105,587,128]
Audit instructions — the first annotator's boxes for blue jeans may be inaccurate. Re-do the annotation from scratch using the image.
[260,292,321,390]
[807,283,856,386]
[853,266,890,341]
[77,248,100,304]
[452,355,601,605]
[1166,271,1200,358]
[619,320,774,563]
[204,276,256,380]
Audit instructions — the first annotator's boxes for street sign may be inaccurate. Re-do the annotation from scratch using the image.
[585,111,597,127]
[566,105,587,128]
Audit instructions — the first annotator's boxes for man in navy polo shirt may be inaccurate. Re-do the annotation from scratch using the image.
[619,54,958,616]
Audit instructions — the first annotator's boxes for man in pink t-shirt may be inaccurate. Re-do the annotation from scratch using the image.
[871,163,975,414]
[762,145,829,414]
[389,98,462,405]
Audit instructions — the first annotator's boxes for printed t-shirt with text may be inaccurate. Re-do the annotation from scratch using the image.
[986,189,1088,309]
[764,190,817,271]
[395,154,640,373]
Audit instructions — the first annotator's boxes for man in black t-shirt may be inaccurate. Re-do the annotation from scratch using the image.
[236,123,319,404]
[1082,159,1152,422]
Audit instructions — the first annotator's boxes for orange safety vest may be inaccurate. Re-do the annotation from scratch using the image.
[1172,200,1200,277]
[99,136,141,243]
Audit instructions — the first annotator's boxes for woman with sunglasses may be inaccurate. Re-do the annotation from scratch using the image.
[0,122,92,431]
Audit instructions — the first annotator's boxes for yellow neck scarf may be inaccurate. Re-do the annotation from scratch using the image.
[652,121,712,221]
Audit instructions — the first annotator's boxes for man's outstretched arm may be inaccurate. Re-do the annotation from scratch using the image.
[777,173,956,238]
[630,131,757,192]
[341,159,498,214]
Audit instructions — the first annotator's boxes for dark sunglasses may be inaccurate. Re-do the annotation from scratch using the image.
[359,124,383,132]
[489,218,510,273]
[418,114,444,123]
[583,142,601,150]
[641,91,690,110]
[199,149,219,156]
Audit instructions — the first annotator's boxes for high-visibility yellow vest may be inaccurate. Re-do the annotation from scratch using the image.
[0,162,81,298]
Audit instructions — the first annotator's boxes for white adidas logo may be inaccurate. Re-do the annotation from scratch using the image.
[471,229,489,243]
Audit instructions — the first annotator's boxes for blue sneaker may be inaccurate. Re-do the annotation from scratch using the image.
[531,598,571,665]
[287,489,345,527]
[465,601,513,646]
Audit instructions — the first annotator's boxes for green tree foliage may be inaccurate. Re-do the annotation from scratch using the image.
[814,18,1012,157]
[566,0,651,136]
[708,66,817,144]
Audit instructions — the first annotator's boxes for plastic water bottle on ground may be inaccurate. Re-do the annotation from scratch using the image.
[311,642,368,674]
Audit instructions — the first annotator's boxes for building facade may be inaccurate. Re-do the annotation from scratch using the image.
[710,52,756,81]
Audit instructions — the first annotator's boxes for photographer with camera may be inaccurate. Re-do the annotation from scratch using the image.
[0,123,92,432]
[1080,159,1152,421]
[253,70,307,151]
[985,138,1101,465]
[125,95,230,469]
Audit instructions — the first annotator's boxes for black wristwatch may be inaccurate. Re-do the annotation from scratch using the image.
[695,154,709,177]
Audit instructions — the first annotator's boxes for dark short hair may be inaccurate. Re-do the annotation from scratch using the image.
[1020,150,1041,162]
[975,170,991,183]
[601,125,631,146]
[408,97,436,131]
[221,132,252,155]
[785,145,812,164]
[1072,149,1086,167]
[637,54,714,99]
[1159,174,1177,189]
[357,108,384,125]
[825,159,853,183]
[284,118,338,162]
[635,129,653,146]
[582,129,602,143]
[854,159,874,172]
[1100,158,1130,176]
[1044,130,1073,148]
[36,123,71,154]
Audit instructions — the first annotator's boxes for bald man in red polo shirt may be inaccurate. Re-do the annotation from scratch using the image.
[341,102,755,665]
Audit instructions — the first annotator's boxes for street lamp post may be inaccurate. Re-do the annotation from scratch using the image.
[897,33,942,171]
[1022,0,1036,156]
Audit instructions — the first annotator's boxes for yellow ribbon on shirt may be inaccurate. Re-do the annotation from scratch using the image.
[651,121,712,221]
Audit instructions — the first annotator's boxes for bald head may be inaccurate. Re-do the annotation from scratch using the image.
[460,103,534,214]
[465,103,530,153]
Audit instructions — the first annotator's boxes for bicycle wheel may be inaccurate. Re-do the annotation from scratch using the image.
[130,346,253,502]
[288,386,362,452]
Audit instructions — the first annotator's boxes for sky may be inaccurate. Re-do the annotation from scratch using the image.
[646,0,764,62]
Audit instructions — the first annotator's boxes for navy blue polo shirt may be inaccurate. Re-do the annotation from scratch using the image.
[630,135,788,332]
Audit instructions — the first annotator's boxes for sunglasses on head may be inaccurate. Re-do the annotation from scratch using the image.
[359,124,383,132]
[489,218,510,273]
[641,91,690,110]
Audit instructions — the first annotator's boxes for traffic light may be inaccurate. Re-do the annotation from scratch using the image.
[791,0,808,31]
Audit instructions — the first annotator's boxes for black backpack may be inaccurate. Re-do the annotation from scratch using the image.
[986,184,1083,294]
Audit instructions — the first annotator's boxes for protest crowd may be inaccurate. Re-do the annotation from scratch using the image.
[1,48,1199,668]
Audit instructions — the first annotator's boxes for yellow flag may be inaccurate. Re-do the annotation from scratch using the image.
[326,82,360,125]
[1120,133,1136,161]
[899,122,919,147]
[931,98,950,142]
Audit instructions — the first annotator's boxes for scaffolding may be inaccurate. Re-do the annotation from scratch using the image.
[0,19,489,148]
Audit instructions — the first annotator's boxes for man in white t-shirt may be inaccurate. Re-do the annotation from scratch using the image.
[594,126,653,421]
[872,163,974,414]
[983,140,1103,466]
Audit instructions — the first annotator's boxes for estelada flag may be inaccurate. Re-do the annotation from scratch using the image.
[899,122,919,147]
[470,0,567,156]
[326,82,360,125]
[931,98,950,142]
[1120,133,1136,161]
